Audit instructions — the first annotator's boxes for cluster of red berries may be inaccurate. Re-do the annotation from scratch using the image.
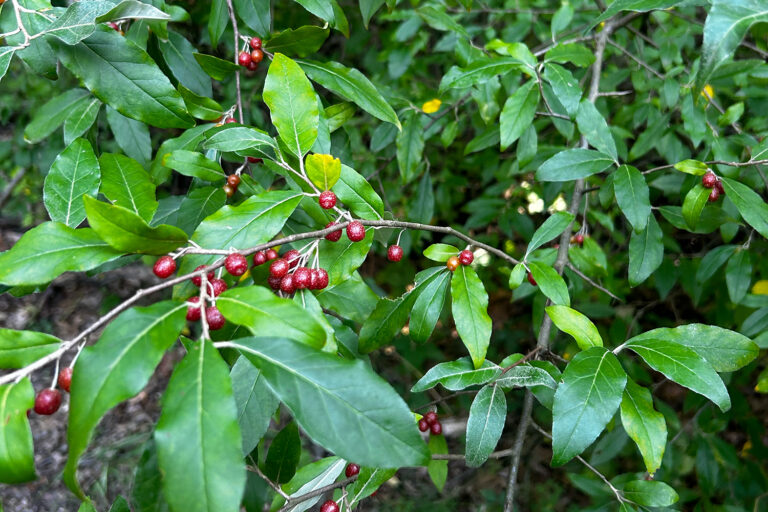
[238,37,264,72]
[418,411,443,435]
[323,220,366,243]
[702,171,725,202]
[223,173,241,198]
[446,249,474,272]
[32,367,73,416]
[257,248,330,294]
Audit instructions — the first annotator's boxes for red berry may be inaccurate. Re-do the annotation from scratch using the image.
[58,367,73,393]
[248,156,263,164]
[227,174,241,187]
[269,259,289,278]
[280,275,296,294]
[458,249,474,265]
[527,272,537,286]
[265,249,279,261]
[430,421,443,435]
[345,463,360,478]
[424,411,438,426]
[387,245,403,262]
[223,184,236,198]
[210,278,228,297]
[574,234,585,245]
[315,268,329,290]
[34,389,62,415]
[319,191,337,209]
[153,255,176,278]
[206,306,226,330]
[225,253,248,276]
[708,187,720,202]
[446,256,460,272]
[250,49,264,63]
[293,267,311,289]
[246,60,258,72]
[268,275,282,290]
[27,409,31,418]
[192,266,215,287]
[716,180,725,194]
[347,221,365,242]
[284,249,301,269]
[702,171,717,189]
[320,500,339,512]
[186,296,202,321]
[238,50,252,67]
[107,21,120,31]
[325,222,342,242]
[249,36,262,49]
[309,269,320,289]
[224,117,237,124]
[253,251,267,266]
[418,419,429,432]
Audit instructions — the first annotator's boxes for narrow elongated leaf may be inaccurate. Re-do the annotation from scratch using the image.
[277,458,345,512]
[525,212,574,256]
[397,111,424,183]
[416,5,469,38]
[0,222,123,286]
[162,150,226,182]
[202,126,277,152]
[231,357,279,455]
[65,301,187,496]
[0,379,35,484]
[620,378,667,474]
[24,89,89,143]
[208,0,228,46]
[496,364,558,389]
[499,80,539,150]
[543,63,581,116]
[576,101,617,161]
[439,57,524,92]
[410,269,451,343]
[592,0,682,27]
[528,262,570,306]
[263,422,301,484]
[696,245,737,282]
[423,244,459,262]
[43,138,100,228]
[545,43,595,67]
[158,31,212,97]
[63,97,101,144]
[412,358,501,392]
[427,434,448,491]
[622,480,679,507]
[193,53,240,80]
[317,230,374,287]
[451,265,492,369]
[264,26,329,57]
[235,0,271,37]
[628,214,663,286]
[725,249,752,304]
[613,165,650,232]
[546,305,602,350]
[231,337,430,467]
[155,341,245,512]
[347,467,397,506]
[0,330,60,369]
[674,159,709,176]
[720,177,768,240]
[682,184,711,231]
[465,385,506,467]
[332,165,384,219]
[551,347,627,466]
[106,106,152,166]
[624,337,730,412]
[99,153,158,222]
[536,149,614,182]
[132,440,169,512]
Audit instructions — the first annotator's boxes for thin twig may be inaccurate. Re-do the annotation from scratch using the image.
[432,448,516,460]
[247,464,290,500]
[224,0,244,122]
[0,167,26,211]
[566,262,621,301]
[276,476,358,511]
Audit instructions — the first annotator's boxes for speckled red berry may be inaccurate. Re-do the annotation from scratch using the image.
[418,418,429,432]
[325,222,342,242]
[280,275,296,294]
[319,191,337,209]
[227,174,241,187]
[345,463,360,478]
[270,259,289,278]
[702,171,717,189]
[527,272,537,286]
[247,60,258,71]
[250,49,263,63]
[248,156,263,164]
[293,267,311,289]
[708,187,720,202]
[315,268,329,290]
[34,389,62,415]
[347,221,365,242]
[424,411,438,425]
[253,251,267,266]
[186,296,202,321]
[284,249,301,269]
[250,36,262,49]
[459,249,473,265]
[58,367,73,393]
[268,275,282,290]
[430,421,443,435]
[265,249,279,261]
[206,306,225,330]
[224,117,236,124]
[225,253,248,276]
[192,266,215,287]
[446,256,460,272]
[210,278,227,297]
[574,234,585,245]
[387,245,403,262]
[238,50,251,67]
[716,180,725,195]
[320,501,339,512]
[153,256,176,278]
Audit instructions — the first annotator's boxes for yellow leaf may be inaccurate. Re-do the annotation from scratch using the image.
[752,280,768,295]
[701,84,714,102]
[422,99,442,114]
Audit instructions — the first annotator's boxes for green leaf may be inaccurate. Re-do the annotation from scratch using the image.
[623,337,731,412]
[24,89,89,143]
[332,165,384,220]
[526,212,575,257]
[84,196,187,255]
[484,40,536,69]
[99,153,158,223]
[162,150,226,182]
[508,263,527,290]
[155,341,246,512]
[158,31,212,97]
[263,422,301,484]
[408,172,435,224]
[551,347,627,466]
[613,165,651,232]
[528,262,570,306]
[43,138,100,228]
[412,358,501,392]
[178,85,224,122]
[424,243,459,262]
[132,440,169,512]
[576,101,617,161]
[274,457,345,512]
[720,177,768,240]
[217,286,327,349]
[202,126,277,153]
[0,379,35,484]
[439,57,526,92]
[546,305,602,350]
[620,378,667,474]
[622,480,679,507]
[410,268,451,343]
[63,97,101,145]
[97,0,172,22]
[682,184,711,231]
[544,43,595,67]
[674,159,709,175]
[427,434,448,491]
[65,301,187,496]
[300,59,400,129]
[696,245,737,282]
[396,111,425,183]
[208,0,228,46]
[536,149,615,182]
[591,0,682,27]
[451,265,492,369]
[628,214,663,286]
[192,53,240,81]
[0,222,123,286]
[54,29,193,129]
[725,249,752,304]
[0,330,60,369]
[499,80,539,150]
[496,364,558,390]
[231,357,278,455]
[317,229,374,288]
[465,385,507,467]
[543,63,581,116]
[0,48,14,84]
[306,153,341,190]
[347,467,397,506]
[264,53,319,157]
[231,337,430,467]
[235,0,270,38]
[106,106,152,167]
[316,272,378,324]
[416,4,469,38]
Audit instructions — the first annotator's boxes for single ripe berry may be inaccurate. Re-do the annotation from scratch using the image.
[210,278,228,297]
[224,117,237,124]
[238,50,252,67]
[284,249,301,269]
[227,174,241,187]
[192,266,215,287]
[345,463,360,478]
[387,245,403,262]
[708,187,720,202]
[430,421,443,435]
[58,367,73,393]
[186,296,202,321]
[293,267,311,289]
[527,272,537,286]
[34,389,62,415]
[270,259,289,278]
[446,256,460,272]
[315,268,329,290]
[246,60,258,72]
[250,49,264,63]
[225,253,248,276]
[107,21,120,31]
[280,275,296,294]
[223,184,235,198]
[253,251,267,266]
[574,234,585,245]
[424,411,438,426]
[347,221,365,242]
[309,269,320,290]
[267,275,282,290]
[325,222,342,242]
[153,255,176,278]
[716,180,725,195]
[265,249,279,261]
[320,501,339,512]
[319,190,337,210]
[459,249,474,265]
[702,171,717,189]
[206,306,226,330]
[418,419,429,432]
[248,156,263,164]
[250,36,262,49]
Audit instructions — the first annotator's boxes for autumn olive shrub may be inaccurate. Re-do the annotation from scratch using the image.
[2,0,768,510]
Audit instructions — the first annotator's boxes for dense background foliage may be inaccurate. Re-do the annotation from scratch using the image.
[2,0,768,511]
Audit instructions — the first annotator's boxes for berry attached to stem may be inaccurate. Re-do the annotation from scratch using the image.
[702,171,717,189]
[430,421,443,435]
[153,255,176,278]
[459,249,474,265]
[347,221,366,242]
[387,245,403,262]
[238,50,252,67]
[206,306,226,330]
[265,248,279,261]
[227,174,241,187]
[319,190,337,209]
[284,249,301,269]
[192,266,215,287]
[325,222,342,242]
[314,268,329,290]
[223,184,236,198]
[249,36,262,49]
[424,411,438,425]
[293,267,311,289]
[186,296,202,321]
[34,389,62,415]
[58,367,73,393]
[225,253,248,276]
[253,251,268,266]
[280,275,296,294]
[269,259,289,278]
[446,256,460,272]
[250,49,264,63]
[708,187,720,202]
[418,418,429,432]
[345,463,360,478]
[210,278,228,297]
[320,500,339,512]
